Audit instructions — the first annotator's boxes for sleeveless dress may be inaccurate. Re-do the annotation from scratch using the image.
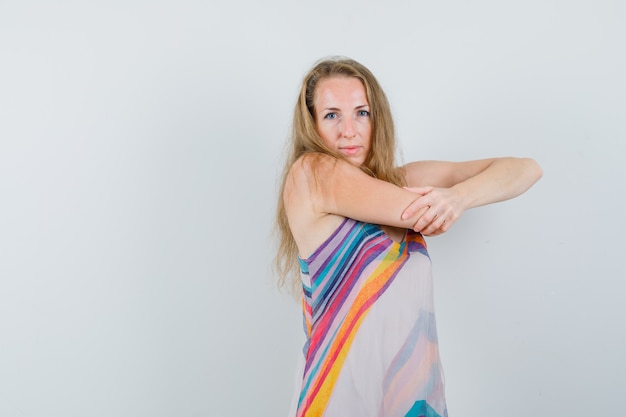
[289,218,448,417]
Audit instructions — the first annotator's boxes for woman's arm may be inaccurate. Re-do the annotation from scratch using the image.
[283,153,429,257]
[287,153,426,227]
[400,158,543,235]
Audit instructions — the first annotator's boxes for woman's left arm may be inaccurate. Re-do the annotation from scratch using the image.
[400,157,543,235]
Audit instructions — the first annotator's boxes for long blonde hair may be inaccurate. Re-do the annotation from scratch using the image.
[274,57,405,292]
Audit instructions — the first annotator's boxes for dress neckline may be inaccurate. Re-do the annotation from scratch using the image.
[300,218,410,263]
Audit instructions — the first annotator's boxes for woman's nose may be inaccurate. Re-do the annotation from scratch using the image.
[341,117,356,138]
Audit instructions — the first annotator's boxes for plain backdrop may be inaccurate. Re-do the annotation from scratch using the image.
[1,1,624,416]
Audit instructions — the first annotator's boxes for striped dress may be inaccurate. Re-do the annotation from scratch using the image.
[290,218,448,417]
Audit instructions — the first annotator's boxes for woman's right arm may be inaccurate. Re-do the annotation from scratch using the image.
[283,154,425,256]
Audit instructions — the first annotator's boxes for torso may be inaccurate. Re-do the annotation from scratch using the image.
[292,218,447,417]
[291,212,407,260]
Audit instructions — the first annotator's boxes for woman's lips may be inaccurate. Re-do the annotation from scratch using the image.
[340,146,360,156]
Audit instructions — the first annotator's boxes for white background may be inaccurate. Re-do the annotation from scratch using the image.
[1,1,624,416]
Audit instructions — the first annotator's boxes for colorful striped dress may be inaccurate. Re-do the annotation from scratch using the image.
[289,218,448,417]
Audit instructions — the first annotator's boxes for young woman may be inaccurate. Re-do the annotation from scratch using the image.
[276,57,542,417]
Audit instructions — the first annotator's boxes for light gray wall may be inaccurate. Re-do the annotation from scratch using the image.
[1,1,624,416]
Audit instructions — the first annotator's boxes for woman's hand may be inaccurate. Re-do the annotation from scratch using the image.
[399,157,542,236]
[401,186,466,236]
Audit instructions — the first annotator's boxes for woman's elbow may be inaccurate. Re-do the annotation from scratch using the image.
[523,157,543,183]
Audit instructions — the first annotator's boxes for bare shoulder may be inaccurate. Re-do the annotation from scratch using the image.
[284,153,337,211]
[285,153,364,211]
[287,153,345,186]
[284,153,345,259]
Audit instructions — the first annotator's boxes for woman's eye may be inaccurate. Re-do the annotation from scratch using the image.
[324,113,338,120]
[358,110,370,117]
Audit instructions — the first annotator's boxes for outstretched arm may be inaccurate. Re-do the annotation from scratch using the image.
[400,157,543,235]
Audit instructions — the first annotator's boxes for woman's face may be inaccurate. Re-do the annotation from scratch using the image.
[313,76,372,166]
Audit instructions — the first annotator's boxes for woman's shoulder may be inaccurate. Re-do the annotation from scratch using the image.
[288,152,371,191]
[285,153,341,198]
[289,152,339,176]
[284,153,348,259]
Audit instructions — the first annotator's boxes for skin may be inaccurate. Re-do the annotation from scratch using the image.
[314,77,372,166]
[312,76,403,242]
[401,158,543,235]
[284,76,543,259]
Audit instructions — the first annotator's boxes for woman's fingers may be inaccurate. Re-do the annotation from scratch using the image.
[421,210,454,235]
[401,187,432,220]
[403,187,463,235]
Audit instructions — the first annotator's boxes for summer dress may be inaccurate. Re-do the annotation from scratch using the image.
[290,218,448,417]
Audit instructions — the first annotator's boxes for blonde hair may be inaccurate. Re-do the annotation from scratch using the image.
[274,57,405,292]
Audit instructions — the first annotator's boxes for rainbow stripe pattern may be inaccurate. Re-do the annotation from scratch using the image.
[294,218,447,417]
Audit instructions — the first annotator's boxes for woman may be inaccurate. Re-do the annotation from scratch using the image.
[276,57,542,417]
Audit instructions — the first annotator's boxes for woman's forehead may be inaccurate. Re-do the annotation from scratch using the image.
[314,77,368,106]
